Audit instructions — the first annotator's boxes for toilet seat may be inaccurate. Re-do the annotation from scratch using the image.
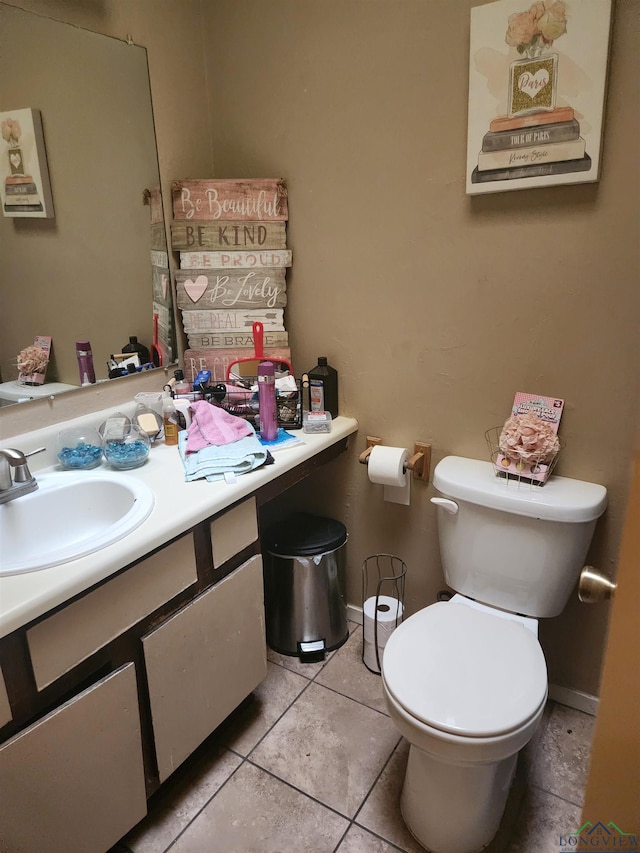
[382,602,547,739]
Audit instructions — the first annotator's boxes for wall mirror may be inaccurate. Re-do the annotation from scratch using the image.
[0,3,176,406]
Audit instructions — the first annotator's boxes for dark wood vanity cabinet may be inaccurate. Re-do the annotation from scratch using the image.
[0,497,266,852]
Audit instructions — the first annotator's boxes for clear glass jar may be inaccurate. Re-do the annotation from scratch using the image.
[102,424,151,470]
[57,427,104,470]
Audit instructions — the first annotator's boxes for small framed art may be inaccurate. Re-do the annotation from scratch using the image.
[0,107,54,218]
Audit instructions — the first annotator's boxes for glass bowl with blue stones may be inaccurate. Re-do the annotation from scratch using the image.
[102,423,151,470]
[57,427,104,470]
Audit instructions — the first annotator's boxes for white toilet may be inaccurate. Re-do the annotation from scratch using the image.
[381,455,607,853]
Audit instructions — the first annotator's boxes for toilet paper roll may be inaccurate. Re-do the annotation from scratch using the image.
[367,445,409,487]
[362,595,404,672]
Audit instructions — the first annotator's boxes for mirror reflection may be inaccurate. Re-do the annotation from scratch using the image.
[0,3,175,405]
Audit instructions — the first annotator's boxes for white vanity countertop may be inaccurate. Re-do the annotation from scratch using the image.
[0,413,358,638]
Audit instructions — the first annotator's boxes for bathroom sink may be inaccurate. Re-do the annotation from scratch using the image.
[0,471,154,576]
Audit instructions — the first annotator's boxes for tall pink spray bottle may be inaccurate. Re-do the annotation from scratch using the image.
[258,361,278,441]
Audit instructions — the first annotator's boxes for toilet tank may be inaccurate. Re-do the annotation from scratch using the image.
[432,456,607,618]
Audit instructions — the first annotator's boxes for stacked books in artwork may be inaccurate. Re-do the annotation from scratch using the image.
[170,178,291,384]
[471,106,591,185]
[4,174,43,213]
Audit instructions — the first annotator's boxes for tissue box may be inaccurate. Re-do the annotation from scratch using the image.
[303,411,332,434]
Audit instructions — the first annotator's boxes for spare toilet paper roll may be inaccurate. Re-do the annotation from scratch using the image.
[367,445,411,505]
[362,595,404,672]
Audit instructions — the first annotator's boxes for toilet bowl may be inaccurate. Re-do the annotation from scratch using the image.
[380,455,606,853]
[382,598,548,853]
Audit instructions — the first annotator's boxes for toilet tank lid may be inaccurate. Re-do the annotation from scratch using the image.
[433,456,607,523]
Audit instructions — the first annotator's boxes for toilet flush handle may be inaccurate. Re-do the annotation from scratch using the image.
[430,497,459,515]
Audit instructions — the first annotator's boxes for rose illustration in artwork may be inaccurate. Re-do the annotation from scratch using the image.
[505,7,540,49]
[1,117,22,148]
[538,3,568,41]
[506,1,567,57]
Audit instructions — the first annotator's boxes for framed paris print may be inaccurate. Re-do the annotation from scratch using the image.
[466,0,612,194]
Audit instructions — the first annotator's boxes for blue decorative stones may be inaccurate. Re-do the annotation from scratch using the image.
[57,428,104,470]
[102,425,151,470]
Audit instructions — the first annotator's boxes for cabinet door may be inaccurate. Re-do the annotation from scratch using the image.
[210,496,258,567]
[0,663,146,853]
[143,555,267,783]
[28,532,198,690]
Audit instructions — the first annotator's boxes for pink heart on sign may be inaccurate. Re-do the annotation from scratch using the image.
[518,69,549,99]
[184,275,208,303]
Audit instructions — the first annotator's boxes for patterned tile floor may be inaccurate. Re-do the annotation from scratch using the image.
[119,623,594,853]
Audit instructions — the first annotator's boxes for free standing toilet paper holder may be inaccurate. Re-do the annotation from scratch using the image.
[359,436,431,482]
[361,553,407,674]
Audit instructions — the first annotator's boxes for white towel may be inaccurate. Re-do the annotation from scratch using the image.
[178,426,267,482]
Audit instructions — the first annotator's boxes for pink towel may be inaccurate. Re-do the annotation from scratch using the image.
[185,401,253,453]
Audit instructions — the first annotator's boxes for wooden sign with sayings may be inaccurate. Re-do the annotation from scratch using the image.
[171,221,286,251]
[153,301,171,330]
[181,309,285,332]
[147,186,164,225]
[180,249,292,269]
[184,347,292,383]
[150,222,167,250]
[187,330,289,350]
[150,249,168,268]
[172,178,288,221]
[152,266,171,304]
[175,269,286,310]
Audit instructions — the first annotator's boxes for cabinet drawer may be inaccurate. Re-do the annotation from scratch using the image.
[0,666,11,728]
[28,533,198,690]
[143,554,266,783]
[210,496,258,567]
[0,663,146,853]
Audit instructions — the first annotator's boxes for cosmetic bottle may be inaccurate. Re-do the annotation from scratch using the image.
[173,369,192,397]
[258,361,278,441]
[162,392,179,446]
[307,357,338,417]
[75,340,96,385]
[121,335,150,365]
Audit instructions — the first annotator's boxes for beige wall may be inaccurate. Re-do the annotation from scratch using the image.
[1,0,638,698]
[203,0,639,697]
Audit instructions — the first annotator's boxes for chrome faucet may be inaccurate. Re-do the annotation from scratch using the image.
[0,447,45,504]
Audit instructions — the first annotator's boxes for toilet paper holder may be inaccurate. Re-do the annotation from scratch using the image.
[359,436,431,482]
[361,553,407,674]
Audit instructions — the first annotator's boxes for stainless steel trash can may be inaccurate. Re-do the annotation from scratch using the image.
[263,513,348,661]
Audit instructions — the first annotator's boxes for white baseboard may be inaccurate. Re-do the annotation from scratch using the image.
[347,603,363,625]
[548,684,599,716]
[347,603,599,716]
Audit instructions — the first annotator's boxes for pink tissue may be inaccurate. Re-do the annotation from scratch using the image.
[499,411,560,464]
